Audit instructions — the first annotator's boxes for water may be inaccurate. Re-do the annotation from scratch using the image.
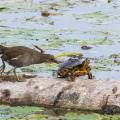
[0,0,120,80]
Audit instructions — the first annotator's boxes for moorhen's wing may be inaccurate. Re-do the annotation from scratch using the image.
[3,47,27,60]
[6,53,33,68]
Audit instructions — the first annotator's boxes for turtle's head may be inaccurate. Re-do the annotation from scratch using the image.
[82,58,90,66]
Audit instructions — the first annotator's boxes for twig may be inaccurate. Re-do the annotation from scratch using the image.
[32,44,45,53]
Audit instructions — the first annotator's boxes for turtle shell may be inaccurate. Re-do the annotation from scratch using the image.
[58,59,82,72]
[57,58,90,77]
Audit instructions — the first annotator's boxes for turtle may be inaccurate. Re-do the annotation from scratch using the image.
[56,58,92,81]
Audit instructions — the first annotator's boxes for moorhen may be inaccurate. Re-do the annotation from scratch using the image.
[0,45,58,81]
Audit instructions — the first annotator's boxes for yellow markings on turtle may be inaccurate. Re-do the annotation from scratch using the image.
[69,67,73,70]
[59,69,70,77]
[79,59,90,71]
[73,70,88,76]
[74,67,80,71]
[86,66,91,72]
[58,58,92,79]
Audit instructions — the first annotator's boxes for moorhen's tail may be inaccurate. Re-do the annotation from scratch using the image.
[0,45,6,54]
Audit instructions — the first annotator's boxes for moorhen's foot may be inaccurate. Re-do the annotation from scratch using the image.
[17,78,25,82]
[0,74,25,82]
[6,68,23,82]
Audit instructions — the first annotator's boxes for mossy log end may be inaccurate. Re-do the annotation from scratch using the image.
[0,77,120,113]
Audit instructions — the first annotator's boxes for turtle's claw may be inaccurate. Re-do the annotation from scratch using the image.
[68,72,75,81]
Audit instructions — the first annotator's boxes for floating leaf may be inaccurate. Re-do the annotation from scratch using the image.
[59,113,102,120]
[6,40,25,46]
[26,115,48,120]
[0,0,42,13]
[0,19,7,23]
[76,11,120,24]
[0,7,10,12]
[93,66,111,72]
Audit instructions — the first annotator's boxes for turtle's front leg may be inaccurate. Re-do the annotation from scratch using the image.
[68,70,75,81]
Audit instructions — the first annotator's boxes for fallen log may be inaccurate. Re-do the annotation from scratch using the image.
[0,77,120,113]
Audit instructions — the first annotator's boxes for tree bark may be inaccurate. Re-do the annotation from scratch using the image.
[0,77,120,113]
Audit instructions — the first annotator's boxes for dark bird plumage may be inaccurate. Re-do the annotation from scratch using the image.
[0,45,58,81]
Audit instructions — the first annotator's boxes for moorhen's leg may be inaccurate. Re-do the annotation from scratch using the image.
[13,68,20,81]
[0,59,5,75]
[7,68,20,81]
